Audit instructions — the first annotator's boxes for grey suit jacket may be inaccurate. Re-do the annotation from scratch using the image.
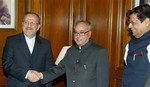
[2,33,54,87]
[42,40,110,87]
[144,66,150,87]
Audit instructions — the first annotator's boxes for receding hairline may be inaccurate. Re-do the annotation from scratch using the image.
[74,20,92,31]
[23,12,40,24]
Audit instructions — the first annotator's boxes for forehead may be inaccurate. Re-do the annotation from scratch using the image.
[24,14,39,21]
[130,14,138,20]
[75,22,88,31]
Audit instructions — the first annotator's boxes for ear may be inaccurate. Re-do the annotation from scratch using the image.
[37,24,41,30]
[144,18,150,26]
[88,31,92,38]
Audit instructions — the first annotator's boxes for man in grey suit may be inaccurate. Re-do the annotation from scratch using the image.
[30,20,110,87]
[2,12,54,87]
[144,66,150,87]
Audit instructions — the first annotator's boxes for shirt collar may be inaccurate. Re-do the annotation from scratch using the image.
[24,34,36,41]
[77,40,92,50]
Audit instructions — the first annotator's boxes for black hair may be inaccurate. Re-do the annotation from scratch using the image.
[127,4,150,22]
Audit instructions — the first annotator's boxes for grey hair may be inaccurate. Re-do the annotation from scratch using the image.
[74,20,92,31]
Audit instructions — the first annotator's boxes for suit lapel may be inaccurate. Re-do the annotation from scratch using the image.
[19,34,31,56]
[19,35,42,67]
[16,34,32,67]
[31,36,42,62]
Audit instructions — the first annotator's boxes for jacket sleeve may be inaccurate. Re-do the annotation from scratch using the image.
[2,37,28,82]
[96,48,110,87]
[144,66,150,87]
[41,60,66,84]
[44,42,55,87]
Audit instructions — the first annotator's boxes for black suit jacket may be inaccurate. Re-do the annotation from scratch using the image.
[2,33,54,87]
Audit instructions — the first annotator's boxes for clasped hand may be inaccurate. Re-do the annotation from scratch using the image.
[27,70,42,82]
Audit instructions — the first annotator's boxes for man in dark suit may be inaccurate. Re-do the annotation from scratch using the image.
[2,12,54,87]
[122,4,150,87]
[30,20,110,87]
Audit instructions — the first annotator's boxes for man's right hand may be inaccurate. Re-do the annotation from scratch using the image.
[27,70,42,82]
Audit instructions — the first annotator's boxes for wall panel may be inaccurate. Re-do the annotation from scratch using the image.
[40,0,71,87]
[0,0,133,87]
[40,0,70,60]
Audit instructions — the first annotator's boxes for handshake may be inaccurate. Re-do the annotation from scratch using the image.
[27,70,43,82]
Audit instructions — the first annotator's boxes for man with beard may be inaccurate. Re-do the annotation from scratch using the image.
[2,12,54,87]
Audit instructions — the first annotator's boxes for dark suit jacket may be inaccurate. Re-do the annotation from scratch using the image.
[42,40,110,87]
[2,33,54,87]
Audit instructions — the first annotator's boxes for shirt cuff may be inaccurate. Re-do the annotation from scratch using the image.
[25,70,30,79]
[40,72,43,79]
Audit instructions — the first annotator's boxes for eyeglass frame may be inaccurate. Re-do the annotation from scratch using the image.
[23,21,39,26]
[73,31,90,36]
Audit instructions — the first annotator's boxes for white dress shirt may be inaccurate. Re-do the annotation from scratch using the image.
[24,35,35,79]
[24,35,35,54]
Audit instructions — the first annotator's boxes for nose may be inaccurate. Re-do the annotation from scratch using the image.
[128,23,133,29]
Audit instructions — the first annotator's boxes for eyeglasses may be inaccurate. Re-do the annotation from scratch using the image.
[128,19,140,26]
[23,21,39,26]
[73,31,89,36]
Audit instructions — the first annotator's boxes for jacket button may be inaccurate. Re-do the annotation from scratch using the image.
[73,80,76,82]
[79,50,81,53]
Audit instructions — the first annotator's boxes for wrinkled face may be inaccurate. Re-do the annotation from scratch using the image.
[128,14,150,38]
[74,22,91,46]
[22,14,40,38]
